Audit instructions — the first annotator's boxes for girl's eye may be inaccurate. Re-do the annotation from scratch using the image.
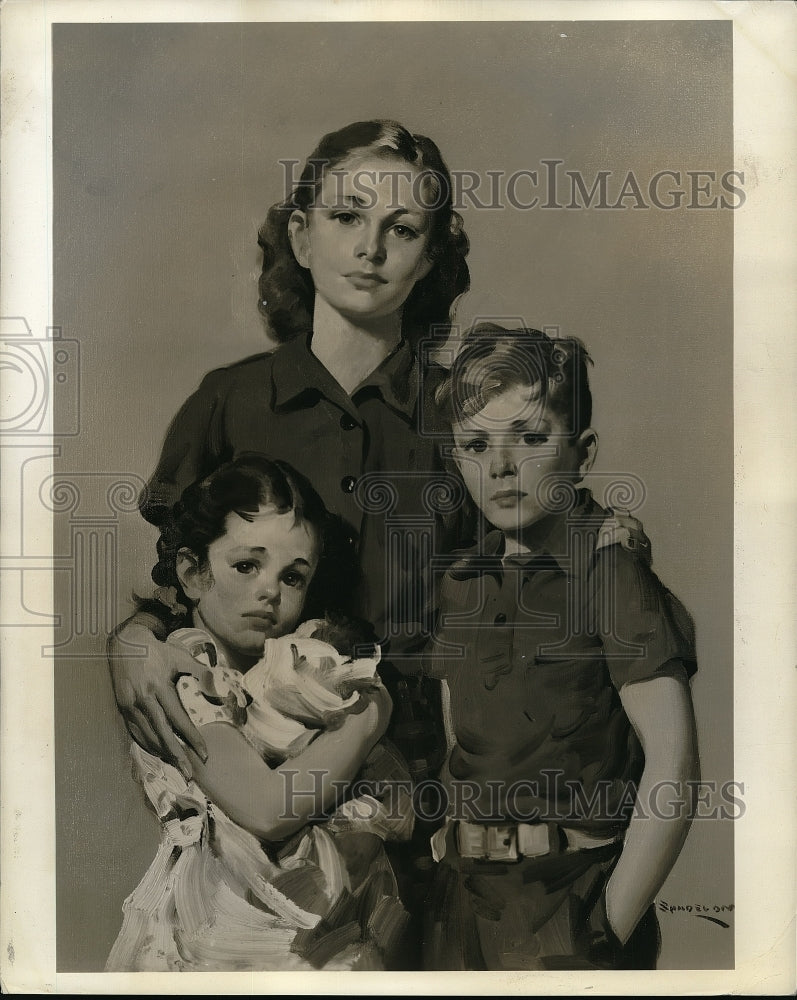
[233,561,258,575]
[522,433,549,446]
[392,224,418,240]
[281,571,306,590]
[461,438,488,454]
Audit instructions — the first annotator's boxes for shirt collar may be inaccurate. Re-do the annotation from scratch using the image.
[450,490,605,581]
[352,337,418,420]
[271,332,337,410]
[271,332,417,420]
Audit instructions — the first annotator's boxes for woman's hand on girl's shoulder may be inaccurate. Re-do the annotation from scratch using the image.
[107,620,208,777]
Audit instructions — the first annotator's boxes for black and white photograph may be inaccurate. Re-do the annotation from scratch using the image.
[0,1,794,994]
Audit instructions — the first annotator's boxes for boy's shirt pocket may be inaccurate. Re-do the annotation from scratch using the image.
[524,646,614,744]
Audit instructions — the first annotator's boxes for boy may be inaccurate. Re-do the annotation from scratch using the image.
[422,324,699,971]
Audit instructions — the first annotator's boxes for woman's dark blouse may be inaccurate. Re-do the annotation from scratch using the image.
[141,332,447,657]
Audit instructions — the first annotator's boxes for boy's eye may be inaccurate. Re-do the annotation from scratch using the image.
[522,432,549,446]
[460,438,488,454]
[233,561,258,575]
[281,571,306,589]
[333,211,358,226]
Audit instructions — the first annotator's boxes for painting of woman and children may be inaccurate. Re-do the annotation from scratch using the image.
[45,15,741,984]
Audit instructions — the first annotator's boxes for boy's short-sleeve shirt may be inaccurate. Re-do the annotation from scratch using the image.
[425,491,696,833]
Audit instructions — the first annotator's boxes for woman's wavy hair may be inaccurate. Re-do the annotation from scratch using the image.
[145,453,360,626]
[257,120,470,348]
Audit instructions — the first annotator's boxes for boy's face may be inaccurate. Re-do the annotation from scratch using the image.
[451,384,597,539]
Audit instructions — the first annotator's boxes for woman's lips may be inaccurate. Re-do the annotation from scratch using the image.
[345,271,388,288]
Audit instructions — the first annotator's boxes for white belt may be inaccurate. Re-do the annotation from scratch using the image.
[431,819,621,863]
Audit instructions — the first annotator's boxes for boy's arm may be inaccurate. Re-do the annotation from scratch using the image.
[604,663,699,944]
[187,685,393,842]
[107,616,208,776]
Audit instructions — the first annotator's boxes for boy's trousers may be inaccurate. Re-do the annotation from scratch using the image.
[422,822,660,971]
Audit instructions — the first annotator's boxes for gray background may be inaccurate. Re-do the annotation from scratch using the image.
[52,21,734,971]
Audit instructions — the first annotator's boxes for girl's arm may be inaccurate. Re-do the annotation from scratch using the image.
[107,618,208,777]
[186,685,393,843]
[604,663,699,944]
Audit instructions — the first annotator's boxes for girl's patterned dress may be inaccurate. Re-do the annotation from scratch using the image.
[106,629,413,972]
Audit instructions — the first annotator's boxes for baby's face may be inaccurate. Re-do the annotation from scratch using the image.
[451,385,594,538]
[187,508,319,668]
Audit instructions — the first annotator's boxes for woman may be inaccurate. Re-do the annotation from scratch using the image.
[108,119,470,960]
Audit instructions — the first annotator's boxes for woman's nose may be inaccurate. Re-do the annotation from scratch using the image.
[356,224,386,263]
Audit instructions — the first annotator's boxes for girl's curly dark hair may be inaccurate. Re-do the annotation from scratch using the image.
[257,120,470,348]
[143,453,360,628]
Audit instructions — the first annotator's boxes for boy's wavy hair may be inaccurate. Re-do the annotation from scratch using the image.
[434,324,593,547]
[257,119,470,348]
[435,323,593,437]
[144,453,360,627]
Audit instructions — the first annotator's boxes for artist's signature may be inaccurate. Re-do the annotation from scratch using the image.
[657,899,735,928]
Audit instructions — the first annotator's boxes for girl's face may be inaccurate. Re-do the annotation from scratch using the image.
[289,154,436,325]
[177,507,319,669]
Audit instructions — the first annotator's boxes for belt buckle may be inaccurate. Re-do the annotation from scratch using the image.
[456,821,486,859]
[517,822,551,858]
[485,824,518,862]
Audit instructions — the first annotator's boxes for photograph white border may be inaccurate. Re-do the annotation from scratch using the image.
[1,0,795,994]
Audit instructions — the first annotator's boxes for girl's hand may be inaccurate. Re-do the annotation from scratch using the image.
[107,621,208,777]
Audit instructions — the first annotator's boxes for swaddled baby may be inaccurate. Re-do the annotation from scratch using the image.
[168,613,384,764]
[168,614,413,843]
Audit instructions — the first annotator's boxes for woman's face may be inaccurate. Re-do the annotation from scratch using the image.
[177,507,319,669]
[289,154,436,324]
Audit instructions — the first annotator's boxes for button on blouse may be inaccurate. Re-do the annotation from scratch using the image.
[140,333,445,642]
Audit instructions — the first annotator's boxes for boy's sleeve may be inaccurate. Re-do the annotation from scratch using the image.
[595,544,697,690]
[139,368,229,526]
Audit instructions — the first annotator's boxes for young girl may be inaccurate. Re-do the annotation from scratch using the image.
[106,455,413,972]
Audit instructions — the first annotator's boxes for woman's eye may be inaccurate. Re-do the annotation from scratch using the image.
[281,571,306,589]
[522,433,549,446]
[461,438,488,454]
[233,561,257,575]
[392,224,418,240]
